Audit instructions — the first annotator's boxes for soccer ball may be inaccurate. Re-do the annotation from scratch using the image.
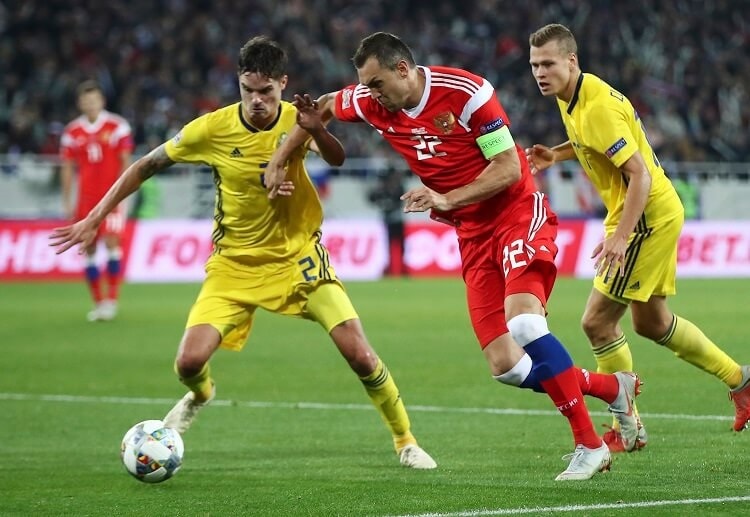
[120,419,184,483]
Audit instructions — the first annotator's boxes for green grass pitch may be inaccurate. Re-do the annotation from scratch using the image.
[1,278,748,516]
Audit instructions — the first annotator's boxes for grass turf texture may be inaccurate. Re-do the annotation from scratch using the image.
[1,278,748,516]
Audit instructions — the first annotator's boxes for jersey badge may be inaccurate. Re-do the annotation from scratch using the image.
[342,88,353,109]
[605,137,627,158]
[479,118,505,135]
[433,111,456,134]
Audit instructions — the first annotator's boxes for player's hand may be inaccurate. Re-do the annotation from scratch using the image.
[274,180,296,197]
[264,159,288,199]
[292,94,324,133]
[48,218,99,255]
[401,186,451,213]
[591,234,628,282]
[524,144,555,175]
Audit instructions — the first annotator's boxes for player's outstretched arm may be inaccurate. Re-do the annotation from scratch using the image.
[265,91,340,199]
[292,92,344,167]
[525,141,576,174]
[49,145,175,254]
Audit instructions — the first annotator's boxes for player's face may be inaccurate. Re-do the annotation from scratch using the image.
[357,57,411,112]
[78,91,105,121]
[238,72,288,128]
[529,41,575,98]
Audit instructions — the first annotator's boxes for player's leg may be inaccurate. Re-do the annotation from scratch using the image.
[82,241,105,321]
[99,207,126,319]
[164,255,256,433]
[305,282,436,469]
[632,295,748,431]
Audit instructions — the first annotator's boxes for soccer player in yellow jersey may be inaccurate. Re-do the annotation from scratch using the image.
[49,36,436,469]
[526,23,750,450]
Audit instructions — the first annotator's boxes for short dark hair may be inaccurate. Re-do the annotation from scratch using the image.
[529,23,577,55]
[352,32,416,70]
[237,36,287,78]
[76,80,102,98]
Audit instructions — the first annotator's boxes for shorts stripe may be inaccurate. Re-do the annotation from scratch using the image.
[527,191,547,242]
[609,215,652,298]
[315,242,332,281]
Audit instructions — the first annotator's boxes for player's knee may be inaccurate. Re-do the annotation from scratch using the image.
[507,313,549,347]
[175,350,208,377]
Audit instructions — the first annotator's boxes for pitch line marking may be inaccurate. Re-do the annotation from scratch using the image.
[384,495,750,516]
[0,392,733,421]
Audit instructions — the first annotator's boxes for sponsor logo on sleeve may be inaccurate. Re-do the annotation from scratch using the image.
[605,137,627,158]
[479,117,505,135]
[342,89,353,109]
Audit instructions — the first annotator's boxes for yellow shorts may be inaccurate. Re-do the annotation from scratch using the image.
[594,213,683,303]
[186,238,358,351]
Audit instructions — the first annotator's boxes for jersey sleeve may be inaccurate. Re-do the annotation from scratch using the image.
[59,127,75,160]
[586,102,637,168]
[334,85,365,123]
[164,114,211,164]
[467,83,516,160]
[114,120,135,153]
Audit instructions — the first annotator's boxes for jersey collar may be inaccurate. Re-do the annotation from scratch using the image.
[566,73,584,115]
[238,103,281,132]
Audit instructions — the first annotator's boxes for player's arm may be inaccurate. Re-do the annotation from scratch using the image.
[591,150,651,280]
[265,91,341,198]
[50,145,175,254]
[524,141,577,174]
[60,159,75,219]
[403,125,521,213]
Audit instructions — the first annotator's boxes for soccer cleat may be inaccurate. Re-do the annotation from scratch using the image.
[163,383,216,434]
[729,365,750,432]
[607,372,642,452]
[398,444,437,469]
[555,442,611,481]
[98,299,118,321]
[602,421,648,453]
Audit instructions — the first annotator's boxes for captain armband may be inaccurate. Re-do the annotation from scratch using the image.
[475,125,515,159]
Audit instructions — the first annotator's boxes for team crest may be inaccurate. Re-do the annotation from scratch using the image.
[99,130,111,143]
[433,111,456,134]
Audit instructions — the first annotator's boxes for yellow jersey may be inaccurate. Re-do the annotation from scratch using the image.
[164,101,322,265]
[557,73,683,231]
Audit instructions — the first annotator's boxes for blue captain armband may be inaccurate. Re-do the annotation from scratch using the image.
[476,125,514,159]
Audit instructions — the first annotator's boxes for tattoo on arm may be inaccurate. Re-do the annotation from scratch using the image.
[138,144,175,181]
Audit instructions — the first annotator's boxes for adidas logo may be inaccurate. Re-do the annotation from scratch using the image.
[628,281,640,290]
[229,147,243,158]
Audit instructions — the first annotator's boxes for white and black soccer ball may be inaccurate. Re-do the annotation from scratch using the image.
[120,419,184,483]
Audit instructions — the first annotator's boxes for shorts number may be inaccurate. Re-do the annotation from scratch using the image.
[298,256,317,282]
[502,239,528,276]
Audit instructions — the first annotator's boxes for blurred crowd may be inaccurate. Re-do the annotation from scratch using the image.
[2,0,748,163]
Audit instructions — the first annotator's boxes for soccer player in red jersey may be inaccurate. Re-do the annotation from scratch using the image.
[60,81,134,321]
[267,32,640,480]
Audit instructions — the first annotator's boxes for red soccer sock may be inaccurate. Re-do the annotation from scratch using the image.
[540,367,601,449]
[87,277,103,303]
[575,368,619,404]
[107,273,120,301]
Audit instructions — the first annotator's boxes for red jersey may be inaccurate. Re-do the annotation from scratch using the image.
[60,110,134,210]
[334,65,538,238]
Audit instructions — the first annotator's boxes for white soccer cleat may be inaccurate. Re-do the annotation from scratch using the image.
[608,372,642,452]
[398,444,437,469]
[163,384,216,434]
[555,442,611,481]
[98,300,118,321]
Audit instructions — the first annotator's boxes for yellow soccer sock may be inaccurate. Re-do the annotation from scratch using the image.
[360,359,416,451]
[593,334,632,374]
[175,362,214,402]
[658,315,742,388]
[593,335,640,428]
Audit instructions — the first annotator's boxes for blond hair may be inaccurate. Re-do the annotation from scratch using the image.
[529,23,577,55]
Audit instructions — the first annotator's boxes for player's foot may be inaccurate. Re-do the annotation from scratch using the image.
[607,372,642,452]
[86,302,106,322]
[99,299,118,321]
[555,442,611,481]
[163,383,216,434]
[398,444,437,469]
[729,365,750,431]
[602,421,648,453]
